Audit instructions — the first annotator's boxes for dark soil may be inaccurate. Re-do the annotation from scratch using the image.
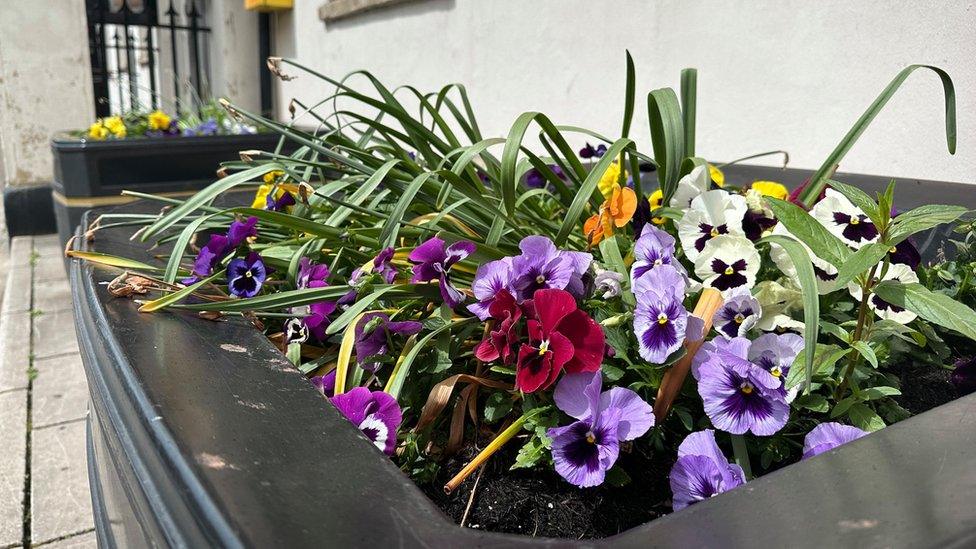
[889,360,958,415]
[422,439,674,539]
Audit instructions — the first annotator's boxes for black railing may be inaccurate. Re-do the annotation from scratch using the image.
[85,0,212,118]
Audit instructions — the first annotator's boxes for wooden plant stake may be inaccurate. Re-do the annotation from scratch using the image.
[652,288,724,423]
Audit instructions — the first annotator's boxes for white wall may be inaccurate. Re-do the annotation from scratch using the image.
[275,0,975,184]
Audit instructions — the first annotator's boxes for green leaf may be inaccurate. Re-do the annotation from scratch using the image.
[163,215,211,284]
[621,51,636,139]
[848,403,886,432]
[760,235,820,393]
[765,198,852,268]
[797,65,956,207]
[647,87,685,203]
[66,250,161,272]
[326,286,399,336]
[604,466,632,487]
[850,340,879,369]
[826,179,881,226]
[888,204,969,245]
[484,392,513,423]
[511,434,549,470]
[874,281,976,341]
[138,272,220,312]
[326,159,400,226]
[379,172,436,247]
[794,393,829,413]
[861,386,901,400]
[830,397,858,418]
[680,68,697,157]
[832,242,891,288]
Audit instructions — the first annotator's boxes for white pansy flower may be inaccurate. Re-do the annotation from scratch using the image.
[669,164,710,209]
[848,263,919,324]
[693,234,760,296]
[677,190,747,262]
[810,189,879,249]
[768,222,840,295]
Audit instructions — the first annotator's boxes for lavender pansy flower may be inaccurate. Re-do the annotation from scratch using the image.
[694,235,760,295]
[409,237,476,308]
[510,236,591,301]
[310,369,337,398]
[182,117,219,137]
[226,252,267,298]
[677,190,747,262]
[466,257,514,320]
[748,333,804,400]
[631,224,680,281]
[354,312,423,372]
[670,429,746,510]
[848,263,919,324]
[633,266,689,364]
[547,371,654,488]
[696,337,790,436]
[714,288,761,339]
[593,267,624,299]
[811,189,879,249]
[802,422,867,459]
[330,387,402,455]
[525,165,566,189]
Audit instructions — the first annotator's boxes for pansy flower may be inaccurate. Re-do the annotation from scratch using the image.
[597,161,625,200]
[474,289,522,364]
[714,288,761,339]
[693,235,760,295]
[631,224,682,282]
[226,252,267,298]
[297,257,331,289]
[584,183,637,245]
[284,317,310,344]
[950,356,976,396]
[330,387,402,455]
[514,289,604,393]
[633,266,689,364]
[310,369,337,397]
[525,164,566,189]
[811,189,879,249]
[354,313,423,373]
[642,190,667,228]
[669,164,711,209]
[547,371,654,487]
[677,190,747,262]
[695,338,790,436]
[302,300,338,342]
[510,236,592,301]
[753,280,803,333]
[408,237,476,308]
[801,422,867,459]
[709,164,725,187]
[847,263,919,324]
[579,142,608,159]
[887,209,921,269]
[748,332,803,399]
[184,216,259,284]
[670,429,746,510]
[467,257,514,320]
[593,267,624,299]
[769,223,839,294]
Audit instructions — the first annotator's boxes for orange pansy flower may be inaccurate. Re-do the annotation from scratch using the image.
[584,183,637,246]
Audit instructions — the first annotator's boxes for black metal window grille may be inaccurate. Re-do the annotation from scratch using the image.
[85,0,212,118]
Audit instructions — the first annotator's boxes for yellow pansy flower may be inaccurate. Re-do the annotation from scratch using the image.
[147,110,172,131]
[87,121,109,140]
[598,161,624,200]
[750,180,789,201]
[104,116,126,138]
[263,170,285,184]
[708,164,725,187]
[648,189,666,225]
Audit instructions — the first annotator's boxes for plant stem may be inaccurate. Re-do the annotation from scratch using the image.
[835,264,879,400]
[730,434,753,479]
[444,414,529,494]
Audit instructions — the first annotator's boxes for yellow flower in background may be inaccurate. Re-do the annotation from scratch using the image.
[648,189,666,225]
[263,170,285,184]
[750,180,789,200]
[147,110,172,131]
[104,116,126,138]
[598,161,624,200]
[708,164,725,187]
[87,121,109,140]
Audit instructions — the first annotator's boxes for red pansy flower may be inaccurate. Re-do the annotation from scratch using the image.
[474,289,521,365]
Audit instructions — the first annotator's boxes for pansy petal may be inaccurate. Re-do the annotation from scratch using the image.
[599,387,654,441]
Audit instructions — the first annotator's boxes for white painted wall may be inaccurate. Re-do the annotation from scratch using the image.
[274,0,975,184]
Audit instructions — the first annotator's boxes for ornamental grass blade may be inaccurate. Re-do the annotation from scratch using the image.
[380,172,436,247]
[66,250,161,272]
[680,68,698,157]
[174,285,353,312]
[554,138,634,246]
[647,87,685,203]
[760,235,821,393]
[621,50,637,139]
[332,313,364,396]
[326,159,400,226]
[797,65,956,207]
[325,286,399,336]
[138,272,220,313]
[385,318,476,399]
[163,215,211,284]
[874,282,976,341]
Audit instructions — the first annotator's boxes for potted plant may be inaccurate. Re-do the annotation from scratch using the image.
[69,54,975,546]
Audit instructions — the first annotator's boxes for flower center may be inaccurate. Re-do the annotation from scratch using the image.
[710,227,720,237]
[724,266,734,275]
[657,312,669,325]
[771,366,782,377]
[740,381,754,394]
[653,258,663,266]
[538,339,550,356]
[734,313,745,324]
[849,215,860,225]
[535,274,546,285]
[585,430,596,444]
[245,270,253,278]
[890,246,898,254]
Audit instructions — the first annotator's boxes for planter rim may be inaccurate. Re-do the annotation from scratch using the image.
[72,173,976,548]
[51,131,281,152]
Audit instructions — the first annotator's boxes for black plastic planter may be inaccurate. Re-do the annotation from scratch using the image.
[71,170,976,548]
[51,133,290,246]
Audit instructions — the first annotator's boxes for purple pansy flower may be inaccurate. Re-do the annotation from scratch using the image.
[226,252,267,298]
[631,224,682,282]
[547,371,654,488]
[466,257,514,320]
[670,430,746,510]
[227,216,259,245]
[593,267,624,299]
[802,422,868,459]
[714,288,761,339]
[695,337,790,436]
[579,142,608,159]
[525,165,566,189]
[266,189,296,212]
[297,257,331,289]
[748,333,804,397]
[341,247,398,306]
[182,117,219,137]
[951,356,976,396]
[330,387,402,455]
[633,265,689,364]
[303,301,338,342]
[409,237,476,308]
[354,312,423,372]
[184,216,259,284]
[310,369,337,397]
[510,236,592,301]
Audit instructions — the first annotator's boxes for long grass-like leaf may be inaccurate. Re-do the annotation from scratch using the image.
[680,68,698,157]
[647,88,685,203]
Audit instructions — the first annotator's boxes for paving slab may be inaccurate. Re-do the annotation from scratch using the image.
[0,390,27,548]
[32,259,67,286]
[32,236,63,259]
[33,279,73,315]
[39,530,97,548]
[32,354,88,429]
[7,236,33,270]
[31,309,79,361]
[30,421,93,545]
[0,312,32,392]
[2,266,33,316]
